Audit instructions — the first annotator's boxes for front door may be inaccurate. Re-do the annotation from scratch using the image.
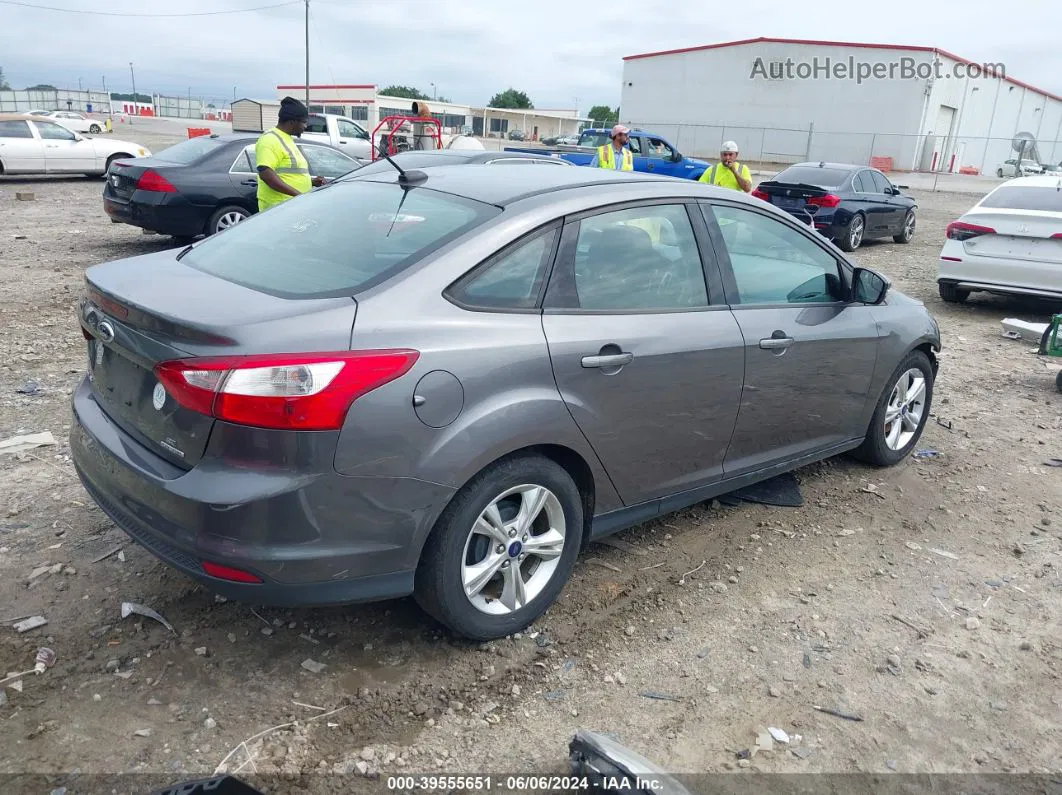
[644,135,679,176]
[868,170,905,233]
[701,201,881,476]
[541,201,745,505]
[33,120,96,173]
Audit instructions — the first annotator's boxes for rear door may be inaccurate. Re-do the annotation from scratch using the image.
[541,200,745,505]
[0,119,45,172]
[227,144,260,200]
[32,119,97,172]
[701,200,880,476]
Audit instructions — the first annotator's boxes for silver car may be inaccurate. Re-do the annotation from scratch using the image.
[71,164,941,640]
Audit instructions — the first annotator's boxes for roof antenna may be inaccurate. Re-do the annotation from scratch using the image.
[380,150,427,186]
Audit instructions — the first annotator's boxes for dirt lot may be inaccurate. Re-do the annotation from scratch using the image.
[1,135,1060,794]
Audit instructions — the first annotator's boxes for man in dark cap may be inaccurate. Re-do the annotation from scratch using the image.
[254,96,324,211]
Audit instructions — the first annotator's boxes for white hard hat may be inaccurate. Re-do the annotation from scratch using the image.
[721,140,739,153]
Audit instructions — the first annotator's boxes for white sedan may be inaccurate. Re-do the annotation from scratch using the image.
[995,158,1043,178]
[938,175,1062,303]
[38,110,106,134]
[0,113,150,177]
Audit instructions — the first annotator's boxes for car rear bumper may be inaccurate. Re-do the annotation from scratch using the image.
[70,376,455,606]
[939,248,1062,299]
[102,192,207,238]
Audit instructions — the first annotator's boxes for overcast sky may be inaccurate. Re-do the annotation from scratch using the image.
[1,0,1059,110]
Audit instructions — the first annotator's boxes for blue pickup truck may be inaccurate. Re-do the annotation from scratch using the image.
[504,128,710,180]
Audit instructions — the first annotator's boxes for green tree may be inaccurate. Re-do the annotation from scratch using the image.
[0,67,11,91]
[380,84,430,100]
[488,88,533,109]
[26,83,57,91]
[110,92,152,104]
[588,104,618,125]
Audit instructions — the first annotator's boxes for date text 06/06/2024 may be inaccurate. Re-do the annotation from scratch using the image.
[385,775,668,791]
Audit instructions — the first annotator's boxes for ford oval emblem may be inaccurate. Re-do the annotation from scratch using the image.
[97,320,115,343]
[152,382,166,411]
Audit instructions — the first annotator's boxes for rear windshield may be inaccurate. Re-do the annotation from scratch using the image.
[773,167,851,188]
[182,181,500,298]
[346,153,470,177]
[980,185,1062,212]
[153,136,224,164]
[579,132,613,148]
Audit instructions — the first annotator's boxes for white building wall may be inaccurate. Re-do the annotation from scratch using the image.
[919,55,1062,174]
[621,41,928,166]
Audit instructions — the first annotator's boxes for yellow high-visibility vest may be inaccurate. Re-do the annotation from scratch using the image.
[597,144,633,171]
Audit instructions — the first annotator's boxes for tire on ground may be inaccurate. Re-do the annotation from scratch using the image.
[852,350,935,468]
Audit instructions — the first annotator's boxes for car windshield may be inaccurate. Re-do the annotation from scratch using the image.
[181,181,501,298]
[578,132,614,148]
[773,166,851,188]
[152,136,225,164]
[979,185,1062,212]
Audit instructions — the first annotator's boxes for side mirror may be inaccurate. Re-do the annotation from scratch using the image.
[852,267,890,304]
[670,151,683,162]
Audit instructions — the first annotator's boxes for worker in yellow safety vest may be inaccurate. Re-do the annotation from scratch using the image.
[589,124,634,171]
[699,140,752,193]
[255,96,325,211]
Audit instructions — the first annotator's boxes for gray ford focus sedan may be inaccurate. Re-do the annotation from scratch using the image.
[71,164,940,640]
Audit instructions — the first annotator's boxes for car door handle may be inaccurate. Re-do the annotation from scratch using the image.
[581,352,634,368]
[240,178,257,186]
[759,336,794,350]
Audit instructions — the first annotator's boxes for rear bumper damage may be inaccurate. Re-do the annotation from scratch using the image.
[70,375,454,606]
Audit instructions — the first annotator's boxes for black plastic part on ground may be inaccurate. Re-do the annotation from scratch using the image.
[717,471,804,508]
[150,776,265,795]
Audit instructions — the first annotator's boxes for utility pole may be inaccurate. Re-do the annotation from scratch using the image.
[304,0,310,110]
[78,77,82,92]
[128,62,137,125]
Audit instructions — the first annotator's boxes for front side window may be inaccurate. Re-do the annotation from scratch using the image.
[34,121,76,141]
[447,228,558,310]
[182,182,500,298]
[869,171,892,193]
[337,119,361,139]
[647,137,675,159]
[548,204,708,311]
[707,204,843,305]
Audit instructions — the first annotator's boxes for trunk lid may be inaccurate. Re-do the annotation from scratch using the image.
[103,156,182,201]
[960,209,1062,264]
[754,181,831,222]
[81,249,358,469]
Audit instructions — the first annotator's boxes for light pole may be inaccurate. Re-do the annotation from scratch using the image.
[128,62,137,125]
[431,82,437,101]
[304,0,310,111]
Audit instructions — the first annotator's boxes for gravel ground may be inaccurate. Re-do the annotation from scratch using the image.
[1,132,1060,794]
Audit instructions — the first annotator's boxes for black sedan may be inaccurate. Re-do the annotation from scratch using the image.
[751,161,917,251]
[103,133,365,241]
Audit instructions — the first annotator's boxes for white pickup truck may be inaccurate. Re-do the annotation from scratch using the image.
[302,113,374,158]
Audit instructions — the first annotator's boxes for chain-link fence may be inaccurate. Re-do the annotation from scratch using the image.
[583,119,1062,175]
[0,89,112,114]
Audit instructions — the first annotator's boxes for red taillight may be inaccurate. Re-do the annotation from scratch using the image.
[807,193,841,208]
[1051,233,1062,239]
[946,220,995,240]
[751,188,769,201]
[136,169,177,193]
[202,561,263,583]
[154,350,419,431]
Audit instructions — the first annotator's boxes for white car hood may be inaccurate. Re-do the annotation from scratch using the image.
[88,136,152,158]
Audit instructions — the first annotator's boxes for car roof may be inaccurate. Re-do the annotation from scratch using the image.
[350,163,706,206]
[992,174,1062,187]
[784,162,863,172]
[0,113,39,122]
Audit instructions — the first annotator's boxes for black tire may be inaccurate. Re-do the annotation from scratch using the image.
[207,205,251,236]
[836,213,864,252]
[103,153,131,177]
[893,210,915,243]
[1056,369,1062,394]
[853,350,934,467]
[414,454,584,641]
[938,282,969,303]
[996,168,1004,178]
[89,124,102,134]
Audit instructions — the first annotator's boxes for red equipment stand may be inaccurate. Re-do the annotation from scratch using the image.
[370,115,442,160]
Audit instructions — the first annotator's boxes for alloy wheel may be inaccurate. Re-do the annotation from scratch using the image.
[849,216,864,249]
[903,212,915,241]
[461,484,566,615]
[215,211,246,232]
[883,368,927,451]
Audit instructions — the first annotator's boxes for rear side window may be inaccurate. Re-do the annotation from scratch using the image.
[182,181,500,298]
[0,120,33,138]
[446,227,558,310]
[305,115,329,134]
[154,136,223,164]
[979,186,1062,212]
[774,166,850,188]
